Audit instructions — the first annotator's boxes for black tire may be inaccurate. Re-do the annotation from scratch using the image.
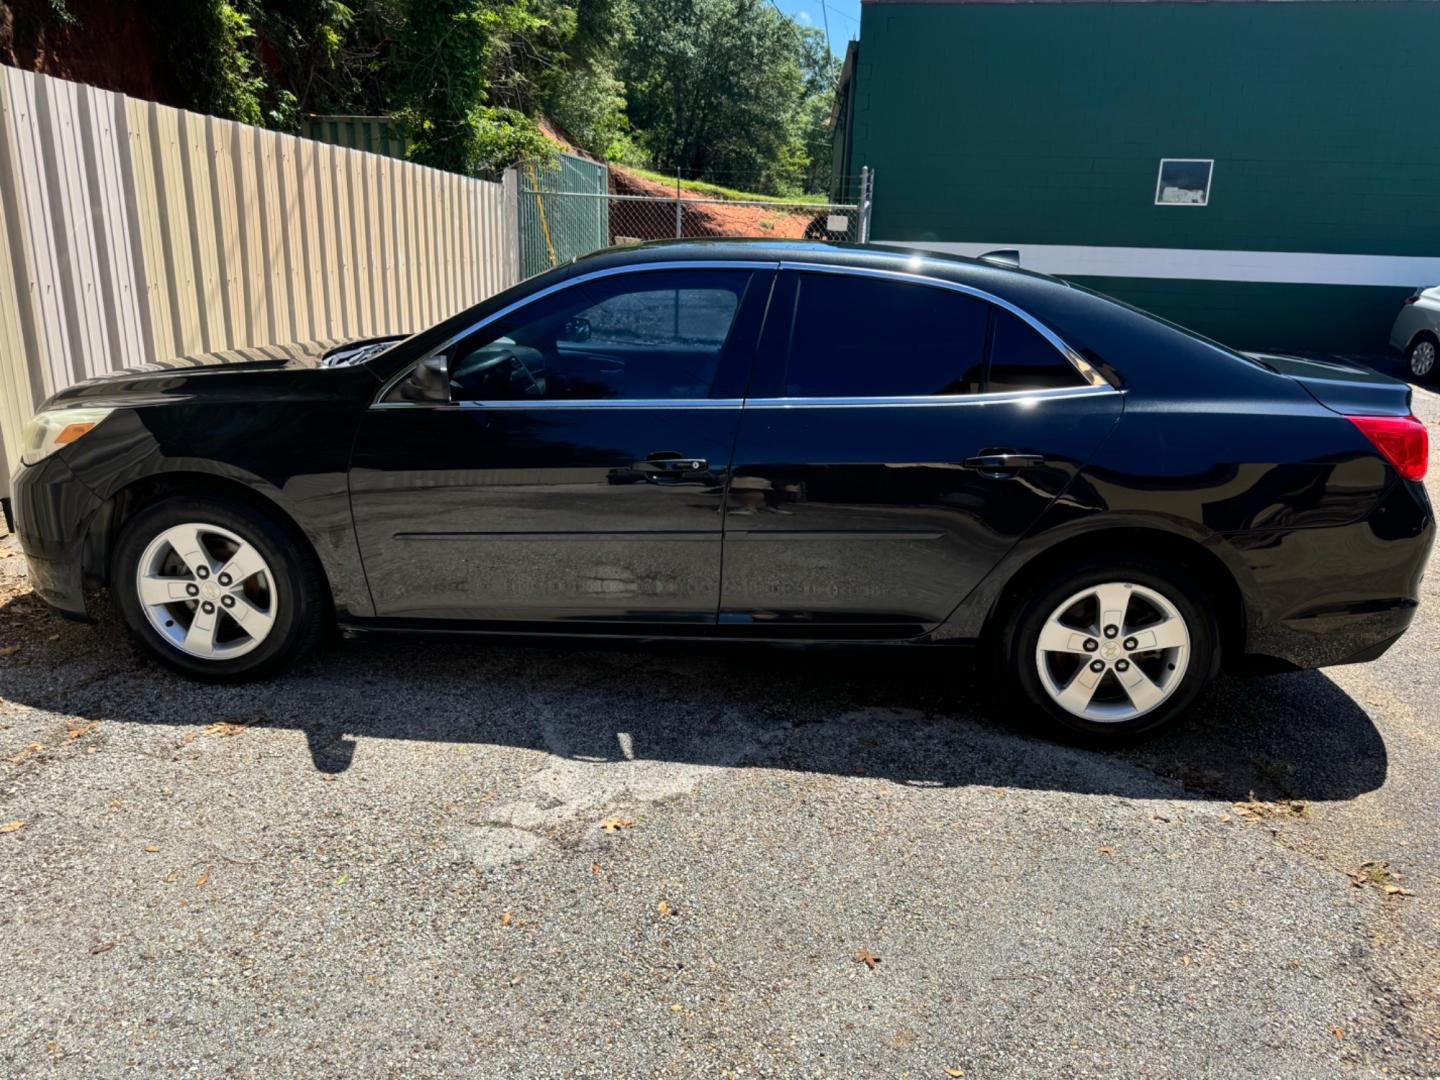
[1407,335,1438,384]
[1004,556,1219,742]
[111,495,328,681]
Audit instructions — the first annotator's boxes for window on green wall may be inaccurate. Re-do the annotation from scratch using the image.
[1155,159,1213,207]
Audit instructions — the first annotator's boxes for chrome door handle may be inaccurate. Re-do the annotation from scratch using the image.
[645,454,708,472]
[963,452,1045,473]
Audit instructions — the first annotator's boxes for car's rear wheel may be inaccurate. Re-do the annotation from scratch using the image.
[112,495,326,680]
[1006,557,1219,741]
[1407,335,1437,382]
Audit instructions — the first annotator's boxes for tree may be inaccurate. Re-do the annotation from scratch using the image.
[389,0,550,174]
[154,0,266,127]
[620,0,807,193]
[794,24,839,195]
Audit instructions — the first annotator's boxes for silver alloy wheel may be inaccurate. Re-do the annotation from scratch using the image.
[135,522,277,660]
[1034,581,1190,723]
[1411,340,1436,378]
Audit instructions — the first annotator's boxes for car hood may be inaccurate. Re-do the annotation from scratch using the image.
[39,335,407,412]
[113,335,407,374]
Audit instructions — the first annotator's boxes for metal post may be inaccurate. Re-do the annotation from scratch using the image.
[675,170,683,239]
[858,166,874,244]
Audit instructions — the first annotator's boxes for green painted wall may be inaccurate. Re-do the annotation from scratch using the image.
[846,0,1440,351]
[1067,278,1415,354]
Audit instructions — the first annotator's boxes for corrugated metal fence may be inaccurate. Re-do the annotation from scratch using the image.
[0,66,520,491]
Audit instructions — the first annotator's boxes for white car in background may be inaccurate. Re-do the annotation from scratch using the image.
[1391,286,1440,381]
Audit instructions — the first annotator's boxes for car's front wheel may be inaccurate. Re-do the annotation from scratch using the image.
[1407,335,1437,382]
[1006,557,1219,741]
[112,495,326,680]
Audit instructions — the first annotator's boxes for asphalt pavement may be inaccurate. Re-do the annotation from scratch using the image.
[1,387,1438,1079]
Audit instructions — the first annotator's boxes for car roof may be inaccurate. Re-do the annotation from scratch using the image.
[567,238,1071,295]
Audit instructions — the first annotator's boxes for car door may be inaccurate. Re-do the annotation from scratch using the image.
[718,266,1123,635]
[350,265,772,623]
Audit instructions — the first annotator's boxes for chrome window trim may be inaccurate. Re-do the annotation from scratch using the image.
[742,383,1115,409]
[370,397,745,411]
[371,256,1115,410]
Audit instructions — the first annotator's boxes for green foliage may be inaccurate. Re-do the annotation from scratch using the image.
[157,0,839,190]
[619,0,812,194]
[249,0,364,127]
[389,0,553,174]
[155,0,266,126]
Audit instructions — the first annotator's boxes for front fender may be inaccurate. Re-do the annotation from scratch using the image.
[61,407,374,620]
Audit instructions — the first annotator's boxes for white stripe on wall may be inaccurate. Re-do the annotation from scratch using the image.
[880,241,1440,289]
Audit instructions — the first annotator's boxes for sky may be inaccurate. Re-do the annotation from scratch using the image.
[772,0,862,56]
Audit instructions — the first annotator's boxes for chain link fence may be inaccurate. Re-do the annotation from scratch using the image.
[518,161,873,278]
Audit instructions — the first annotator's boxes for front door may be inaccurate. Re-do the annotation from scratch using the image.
[719,268,1123,635]
[350,267,770,623]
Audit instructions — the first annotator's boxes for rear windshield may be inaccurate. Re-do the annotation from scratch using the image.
[1064,280,1272,372]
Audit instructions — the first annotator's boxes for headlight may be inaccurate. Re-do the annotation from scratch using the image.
[20,407,114,466]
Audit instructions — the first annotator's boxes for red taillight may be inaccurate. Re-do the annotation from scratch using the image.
[1350,414,1429,481]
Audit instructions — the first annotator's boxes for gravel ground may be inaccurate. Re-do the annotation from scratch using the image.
[2,388,1439,1079]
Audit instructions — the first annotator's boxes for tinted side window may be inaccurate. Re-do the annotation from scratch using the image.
[986,310,1086,393]
[781,274,988,397]
[448,270,749,402]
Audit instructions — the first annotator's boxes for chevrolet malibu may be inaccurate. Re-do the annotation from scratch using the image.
[11,241,1434,740]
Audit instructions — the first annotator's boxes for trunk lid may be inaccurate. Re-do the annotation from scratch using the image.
[1246,352,1413,417]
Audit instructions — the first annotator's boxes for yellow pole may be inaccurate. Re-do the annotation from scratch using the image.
[525,162,558,268]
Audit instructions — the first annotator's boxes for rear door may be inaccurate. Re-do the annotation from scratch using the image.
[718,266,1123,635]
[350,265,771,623]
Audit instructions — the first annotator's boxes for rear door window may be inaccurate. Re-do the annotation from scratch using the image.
[779,273,989,397]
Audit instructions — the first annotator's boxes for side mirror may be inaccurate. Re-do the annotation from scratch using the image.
[562,316,591,343]
[398,353,450,403]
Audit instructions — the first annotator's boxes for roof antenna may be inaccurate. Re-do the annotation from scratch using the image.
[979,249,1020,267]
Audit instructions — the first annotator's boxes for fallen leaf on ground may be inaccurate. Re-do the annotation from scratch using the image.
[600,816,635,833]
[143,844,159,853]
[0,644,20,656]
[657,900,672,917]
[854,948,881,969]
[1330,1026,1345,1042]
[944,1070,965,1078]
[67,722,97,740]
[89,942,115,955]
[0,820,24,834]
[194,872,210,888]
[1097,846,1115,856]
[590,863,602,874]
[670,1003,683,1013]
[500,911,514,927]
[205,719,255,738]
[1181,954,1193,966]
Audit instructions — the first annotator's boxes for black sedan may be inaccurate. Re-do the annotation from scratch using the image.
[10,241,1434,739]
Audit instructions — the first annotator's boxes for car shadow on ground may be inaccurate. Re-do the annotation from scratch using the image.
[0,589,1387,805]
